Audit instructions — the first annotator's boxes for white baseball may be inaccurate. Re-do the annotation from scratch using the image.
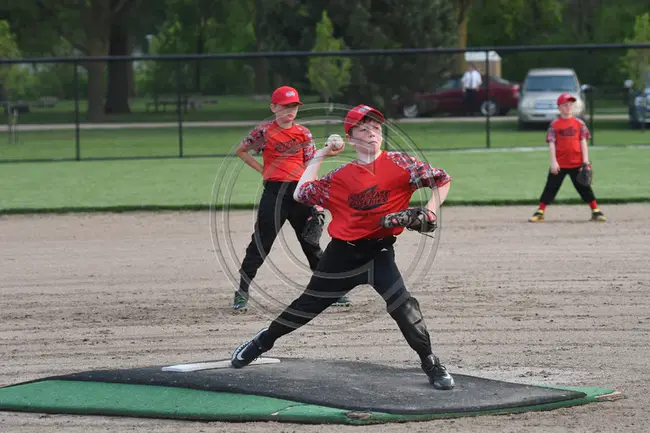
[327,134,344,151]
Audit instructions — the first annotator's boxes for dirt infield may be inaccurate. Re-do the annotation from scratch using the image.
[1,204,648,432]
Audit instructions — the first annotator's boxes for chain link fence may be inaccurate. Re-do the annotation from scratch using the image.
[1,43,649,162]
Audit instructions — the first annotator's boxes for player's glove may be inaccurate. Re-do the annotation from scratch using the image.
[576,163,592,187]
[379,207,437,234]
[302,206,325,247]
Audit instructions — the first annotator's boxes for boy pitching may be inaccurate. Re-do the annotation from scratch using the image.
[529,93,607,222]
[233,86,351,313]
[230,105,455,390]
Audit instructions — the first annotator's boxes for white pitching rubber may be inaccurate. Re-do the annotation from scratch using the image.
[161,357,281,372]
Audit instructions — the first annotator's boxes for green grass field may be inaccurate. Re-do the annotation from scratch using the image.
[1,147,647,213]
[1,119,647,162]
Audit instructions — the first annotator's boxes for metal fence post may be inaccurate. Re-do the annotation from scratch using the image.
[177,61,184,158]
[73,60,81,160]
[485,50,491,149]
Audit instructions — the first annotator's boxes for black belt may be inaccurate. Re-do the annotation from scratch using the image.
[333,236,396,248]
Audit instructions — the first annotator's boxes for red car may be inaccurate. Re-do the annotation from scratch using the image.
[392,75,520,118]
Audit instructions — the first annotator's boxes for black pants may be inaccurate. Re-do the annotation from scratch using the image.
[238,181,323,293]
[463,89,477,115]
[259,237,435,362]
[539,167,596,205]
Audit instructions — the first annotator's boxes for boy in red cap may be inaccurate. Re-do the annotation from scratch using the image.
[529,93,607,222]
[230,104,456,390]
[232,86,352,313]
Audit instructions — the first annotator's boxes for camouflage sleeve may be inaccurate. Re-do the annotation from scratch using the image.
[302,128,317,164]
[578,119,591,140]
[240,122,268,154]
[295,166,343,207]
[386,151,451,191]
[546,123,557,143]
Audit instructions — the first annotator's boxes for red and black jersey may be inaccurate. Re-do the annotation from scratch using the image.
[296,151,451,241]
[242,120,316,182]
[546,117,591,169]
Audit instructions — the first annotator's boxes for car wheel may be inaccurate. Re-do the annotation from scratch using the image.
[402,104,420,118]
[480,100,499,117]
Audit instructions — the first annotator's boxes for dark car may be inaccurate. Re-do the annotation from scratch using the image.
[624,77,650,128]
[392,75,520,118]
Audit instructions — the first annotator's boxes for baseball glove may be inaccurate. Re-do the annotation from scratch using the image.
[302,206,325,247]
[379,207,437,234]
[576,163,592,187]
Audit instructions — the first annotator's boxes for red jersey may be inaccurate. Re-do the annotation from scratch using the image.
[296,151,451,241]
[242,120,316,181]
[546,117,590,169]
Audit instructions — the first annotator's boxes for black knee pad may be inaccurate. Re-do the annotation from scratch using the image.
[389,296,423,325]
[389,296,432,358]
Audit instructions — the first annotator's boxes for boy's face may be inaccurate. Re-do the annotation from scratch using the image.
[270,102,300,124]
[558,101,574,117]
[347,118,383,154]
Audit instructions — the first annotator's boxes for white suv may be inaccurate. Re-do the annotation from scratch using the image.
[517,68,587,128]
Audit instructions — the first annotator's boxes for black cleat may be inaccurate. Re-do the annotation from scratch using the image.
[232,291,249,313]
[231,328,272,368]
[591,209,607,222]
[422,354,455,390]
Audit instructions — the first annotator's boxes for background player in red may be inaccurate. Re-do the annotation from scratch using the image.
[529,93,607,222]
[230,104,456,390]
[232,86,352,313]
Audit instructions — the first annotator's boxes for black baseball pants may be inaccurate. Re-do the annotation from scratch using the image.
[259,236,436,362]
[238,181,323,293]
[539,167,596,205]
[463,89,477,115]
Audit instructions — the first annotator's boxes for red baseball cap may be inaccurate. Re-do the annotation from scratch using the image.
[271,86,303,105]
[344,105,385,135]
[557,93,577,106]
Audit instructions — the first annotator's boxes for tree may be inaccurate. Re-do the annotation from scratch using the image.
[306,10,351,105]
[252,0,321,93]
[104,0,141,114]
[466,0,648,86]
[455,0,474,74]
[26,0,143,122]
[621,13,650,89]
[0,20,23,104]
[141,0,257,98]
[325,0,458,114]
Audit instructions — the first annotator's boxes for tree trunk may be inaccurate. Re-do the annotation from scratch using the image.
[86,60,107,122]
[457,13,469,74]
[127,32,136,97]
[272,72,284,90]
[253,0,269,95]
[84,1,111,122]
[104,4,132,114]
[195,18,204,94]
[456,1,471,74]
[254,58,269,95]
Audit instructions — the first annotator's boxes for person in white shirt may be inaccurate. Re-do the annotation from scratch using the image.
[461,63,482,116]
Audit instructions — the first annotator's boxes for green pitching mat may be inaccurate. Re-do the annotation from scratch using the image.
[0,358,622,425]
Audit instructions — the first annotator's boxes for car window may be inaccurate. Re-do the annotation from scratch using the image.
[439,78,461,90]
[523,75,578,92]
